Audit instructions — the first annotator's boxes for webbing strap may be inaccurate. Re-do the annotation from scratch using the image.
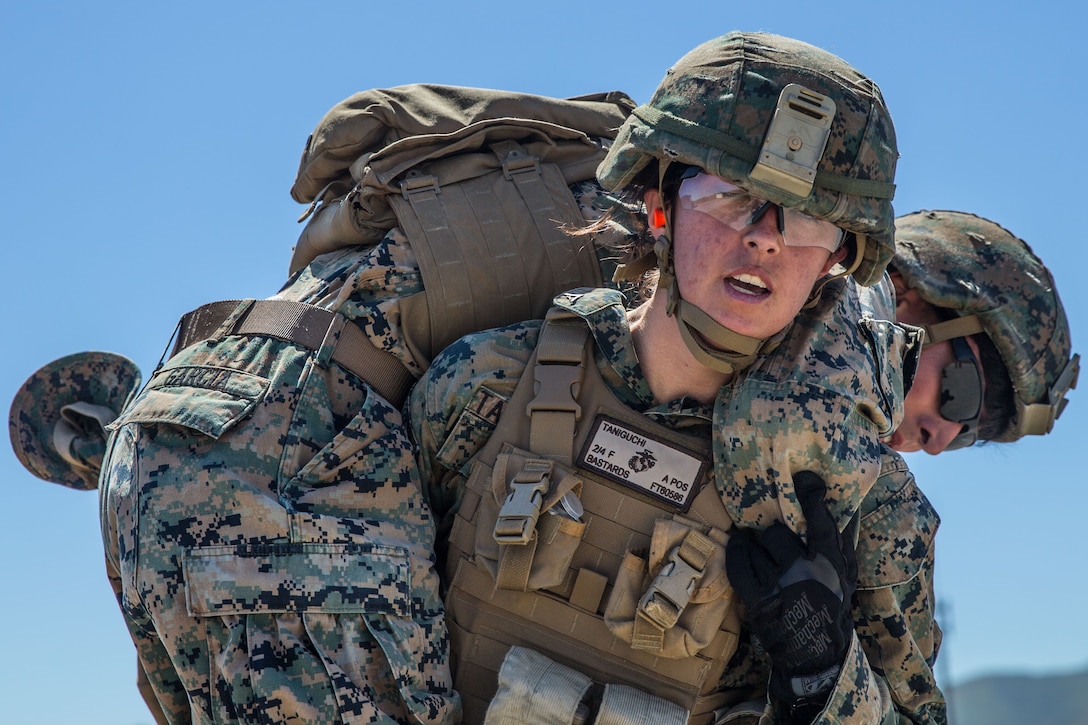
[527,321,588,466]
[490,319,587,589]
[494,518,538,593]
[1019,352,1081,436]
[920,314,985,347]
[170,299,413,407]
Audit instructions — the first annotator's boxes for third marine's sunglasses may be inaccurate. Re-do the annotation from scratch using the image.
[941,336,984,450]
[677,171,846,253]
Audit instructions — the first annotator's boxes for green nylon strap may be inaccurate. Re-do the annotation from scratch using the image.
[631,105,896,200]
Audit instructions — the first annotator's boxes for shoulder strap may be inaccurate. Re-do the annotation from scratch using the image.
[524,310,591,466]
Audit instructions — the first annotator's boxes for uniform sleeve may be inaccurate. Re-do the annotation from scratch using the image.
[408,323,540,527]
[714,275,923,535]
[757,451,944,724]
[851,452,946,723]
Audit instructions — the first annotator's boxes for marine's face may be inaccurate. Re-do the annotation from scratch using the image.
[887,271,985,454]
[886,333,985,454]
[646,178,845,340]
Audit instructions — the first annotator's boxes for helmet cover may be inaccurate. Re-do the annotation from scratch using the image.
[598,31,899,285]
[894,210,1077,441]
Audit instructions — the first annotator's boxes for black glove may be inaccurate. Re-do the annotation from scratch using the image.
[726,471,859,719]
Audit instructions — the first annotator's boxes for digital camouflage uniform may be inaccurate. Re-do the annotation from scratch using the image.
[714,274,919,535]
[99,230,458,725]
[409,287,945,724]
[97,180,627,725]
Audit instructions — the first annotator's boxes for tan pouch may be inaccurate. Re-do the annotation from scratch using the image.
[604,515,733,658]
[472,448,587,591]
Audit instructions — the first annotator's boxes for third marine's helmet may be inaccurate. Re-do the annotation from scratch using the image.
[597,30,899,286]
[894,210,1079,441]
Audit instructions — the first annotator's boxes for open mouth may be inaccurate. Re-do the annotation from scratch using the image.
[727,273,769,297]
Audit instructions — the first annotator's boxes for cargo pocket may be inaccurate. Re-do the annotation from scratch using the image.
[184,543,435,724]
[108,364,269,439]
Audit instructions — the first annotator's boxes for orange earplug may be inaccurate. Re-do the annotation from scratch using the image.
[651,207,667,229]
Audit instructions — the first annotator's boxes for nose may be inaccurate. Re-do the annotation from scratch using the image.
[744,201,783,254]
[892,414,964,455]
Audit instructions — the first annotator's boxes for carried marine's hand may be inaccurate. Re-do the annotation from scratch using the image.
[726,471,859,720]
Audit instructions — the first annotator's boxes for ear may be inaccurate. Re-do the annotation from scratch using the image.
[820,243,850,276]
[644,188,668,237]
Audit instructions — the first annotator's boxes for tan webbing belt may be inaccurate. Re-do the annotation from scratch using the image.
[170,299,413,407]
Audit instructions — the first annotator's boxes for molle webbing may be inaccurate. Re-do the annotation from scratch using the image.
[170,299,413,407]
[445,310,741,724]
[393,140,604,363]
[288,86,637,374]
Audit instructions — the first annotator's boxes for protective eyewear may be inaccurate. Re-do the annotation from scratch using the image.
[677,172,846,253]
[940,336,984,450]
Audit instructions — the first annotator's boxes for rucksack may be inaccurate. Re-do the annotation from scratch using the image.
[287,84,636,368]
[10,85,640,492]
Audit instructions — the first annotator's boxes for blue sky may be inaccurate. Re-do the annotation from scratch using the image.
[2,2,1085,723]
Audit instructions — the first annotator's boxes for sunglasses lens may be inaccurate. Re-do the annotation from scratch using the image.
[939,337,984,449]
[677,172,844,252]
[780,210,845,252]
[944,430,976,451]
[939,361,982,422]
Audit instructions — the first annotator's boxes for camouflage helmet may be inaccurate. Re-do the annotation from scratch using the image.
[597,31,899,285]
[893,210,1079,442]
[8,351,142,491]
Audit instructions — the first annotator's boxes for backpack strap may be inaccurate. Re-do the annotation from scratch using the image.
[170,299,413,407]
[525,311,590,466]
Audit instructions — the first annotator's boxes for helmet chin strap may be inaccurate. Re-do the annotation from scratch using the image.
[655,230,782,376]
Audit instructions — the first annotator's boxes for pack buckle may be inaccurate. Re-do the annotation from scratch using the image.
[494,459,553,545]
[637,543,705,629]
